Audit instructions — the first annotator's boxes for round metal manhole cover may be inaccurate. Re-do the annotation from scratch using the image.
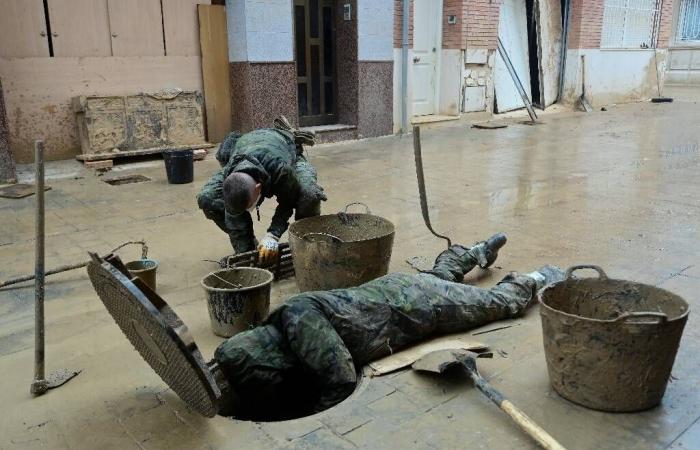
[87,256,220,417]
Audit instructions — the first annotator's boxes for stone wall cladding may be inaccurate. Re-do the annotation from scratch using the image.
[336,0,359,126]
[358,62,393,138]
[230,62,297,132]
[0,79,16,183]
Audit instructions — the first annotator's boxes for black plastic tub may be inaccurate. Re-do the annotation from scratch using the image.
[163,150,194,184]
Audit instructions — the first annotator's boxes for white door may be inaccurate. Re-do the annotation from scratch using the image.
[494,0,532,112]
[412,0,442,117]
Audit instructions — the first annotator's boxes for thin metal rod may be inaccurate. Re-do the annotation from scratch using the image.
[557,0,571,103]
[401,0,410,133]
[497,37,538,121]
[1,240,148,289]
[413,126,452,249]
[34,140,45,384]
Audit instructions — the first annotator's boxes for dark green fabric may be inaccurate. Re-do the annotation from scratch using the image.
[214,242,548,413]
[197,129,325,252]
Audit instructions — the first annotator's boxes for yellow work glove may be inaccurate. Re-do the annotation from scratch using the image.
[258,233,280,265]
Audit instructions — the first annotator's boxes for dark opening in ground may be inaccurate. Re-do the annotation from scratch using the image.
[218,370,362,422]
[103,175,151,185]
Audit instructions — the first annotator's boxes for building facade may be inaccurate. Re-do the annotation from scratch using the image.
[0,0,682,163]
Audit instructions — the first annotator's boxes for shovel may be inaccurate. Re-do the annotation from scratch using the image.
[412,349,566,450]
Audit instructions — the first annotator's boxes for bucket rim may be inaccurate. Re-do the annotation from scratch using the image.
[289,213,395,243]
[201,267,274,292]
[538,278,691,324]
[125,258,159,272]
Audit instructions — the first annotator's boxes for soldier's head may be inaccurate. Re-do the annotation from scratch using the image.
[223,172,262,214]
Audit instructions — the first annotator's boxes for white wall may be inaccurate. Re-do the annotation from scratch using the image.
[439,49,462,116]
[0,56,203,162]
[357,0,394,61]
[393,48,414,133]
[561,49,666,106]
[666,48,700,84]
[226,0,293,62]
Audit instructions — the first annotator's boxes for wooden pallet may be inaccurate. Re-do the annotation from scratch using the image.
[76,143,215,163]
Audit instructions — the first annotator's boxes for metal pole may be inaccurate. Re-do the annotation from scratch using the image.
[401,0,409,133]
[557,0,571,103]
[30,140,46,395]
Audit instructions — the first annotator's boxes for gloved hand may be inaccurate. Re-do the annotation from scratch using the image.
[258,233,280,264]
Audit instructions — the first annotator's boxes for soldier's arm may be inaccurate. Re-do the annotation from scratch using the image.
[268,166,301,238]
[274,297,357,411]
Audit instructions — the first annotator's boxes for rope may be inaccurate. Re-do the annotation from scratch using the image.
[273,116,316,148]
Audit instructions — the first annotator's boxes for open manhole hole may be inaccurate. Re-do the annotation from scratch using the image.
[218,369,365,422]
[103,175,151,185]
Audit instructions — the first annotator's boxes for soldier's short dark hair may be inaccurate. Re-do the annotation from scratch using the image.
[223,172,257,213]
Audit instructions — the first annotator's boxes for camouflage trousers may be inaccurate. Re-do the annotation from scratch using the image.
[214,242,539,416]
[197,155,321,252]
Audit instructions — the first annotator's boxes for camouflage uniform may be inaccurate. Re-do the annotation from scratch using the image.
[197,128,325,253]
[214,238,563,419]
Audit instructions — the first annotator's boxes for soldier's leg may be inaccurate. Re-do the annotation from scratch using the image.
[424,268,564,335]
[197,170,228,233]
[426,233,507,282]
[294,156,325,220]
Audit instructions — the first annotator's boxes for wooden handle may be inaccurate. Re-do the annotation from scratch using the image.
[469,372,566,450]
[500,400,567,450]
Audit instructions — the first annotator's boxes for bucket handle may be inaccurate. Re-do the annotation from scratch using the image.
[614,312,668,324]
[302,232,344,244]
[343,202,371,215]
[565,264,608,280]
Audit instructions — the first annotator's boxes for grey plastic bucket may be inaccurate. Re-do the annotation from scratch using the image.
[201,267,273,337]
[288,203,395,292]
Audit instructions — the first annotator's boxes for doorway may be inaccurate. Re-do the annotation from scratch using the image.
[294,0,336,127]
[412,0,443,117]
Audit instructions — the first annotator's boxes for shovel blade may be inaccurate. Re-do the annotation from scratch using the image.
[412,349,491,374]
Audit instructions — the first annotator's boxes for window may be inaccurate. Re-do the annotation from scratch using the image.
[677,0,700,43]
[601,0,660,48]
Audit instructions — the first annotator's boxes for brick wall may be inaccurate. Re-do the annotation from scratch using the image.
[393,0,413,48]
[464,0,502,49]
[568,0,604,49]
[656,0,676,48]
[443,0,465,49]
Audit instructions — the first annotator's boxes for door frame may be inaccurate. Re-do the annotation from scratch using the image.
[412,0,443,117]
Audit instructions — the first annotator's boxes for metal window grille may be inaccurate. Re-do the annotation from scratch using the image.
[601,0,660,48]
[677,0,700,42]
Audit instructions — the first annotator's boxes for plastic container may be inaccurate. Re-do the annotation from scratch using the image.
[163,150,194,184]
[125,259,159,292]
[539,265,689,412]
[201,267,273,337]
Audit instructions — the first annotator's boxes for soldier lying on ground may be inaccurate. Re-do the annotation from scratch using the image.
[212,233,565,420]
[197,117,326,263]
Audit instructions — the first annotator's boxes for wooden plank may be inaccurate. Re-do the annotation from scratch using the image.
[198,4,232,143]
[107,0,165,56]
[0,0,49,57]
[47,0,111,57]
[163,0,210,56]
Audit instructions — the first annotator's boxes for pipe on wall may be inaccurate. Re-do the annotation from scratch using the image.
[401,0,409,133]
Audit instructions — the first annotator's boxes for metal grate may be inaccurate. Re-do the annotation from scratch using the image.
[678,0,700,42]
[601,0,660,48]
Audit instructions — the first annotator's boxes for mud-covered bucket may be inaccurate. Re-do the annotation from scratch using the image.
[201,267,273,337]
[288,203,395,292]
[539,265,690,412]
[126,259,159,292]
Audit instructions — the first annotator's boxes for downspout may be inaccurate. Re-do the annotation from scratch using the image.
[556,0,571,103]
[401,0,409,133]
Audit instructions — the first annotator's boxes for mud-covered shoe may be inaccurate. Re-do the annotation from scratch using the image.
[469,232,508,268]
[528,265,565,290]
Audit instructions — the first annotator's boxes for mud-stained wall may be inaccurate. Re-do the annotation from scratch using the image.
[561,49,666,107]
[0,79,16,183]
[0,56,203,163]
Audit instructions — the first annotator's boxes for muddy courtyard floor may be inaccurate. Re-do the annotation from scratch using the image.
[2,99,700,449]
